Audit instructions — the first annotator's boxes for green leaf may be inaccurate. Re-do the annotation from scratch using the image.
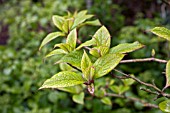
[62,19,70,33]
[109,41,144,54]
[90,46,109,58]
[45,49,67,58]
[81,51,92,74]
[110,85,129,94]
[72,10,93,29]
[159,100,170,112]
[93,53,125,78]
[122,76,135,86]
[93,26,111,47]
[52,15,64,31]
[76,39,96,50]
[66,28,77,49]
[101,97,112,106]
[39,32,65,50]
[72,92,84,104]
[54,43,73,53]
[57,85,83,94]
[82,19,101,26]
[165,60,170,88]
[39,71,85,89]
[57,50,83,69]
[59,63,75,71]
[151,27,170,41]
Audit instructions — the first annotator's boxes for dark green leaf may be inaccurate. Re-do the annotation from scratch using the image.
[39,71,85,89]
[94,53,125,78]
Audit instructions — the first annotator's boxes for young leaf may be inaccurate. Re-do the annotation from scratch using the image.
[62,19,70,33]
[93,53,125,78]
[101,97,112,106]
[151,27,170,41]
[57,50,83,69]
[165,60,170,89]
[90,46,109,58]
[52,15,64,31]
[93,26,111,47]
[72,10,93,29]
[39,32,65,50]
[159,100,170,112]
[39,71,85,89]
[81,19,101,26]
[54,43,73,53]
[76,39,96,50]
[81,51,92,74]
[66,28,77,49]
[57,85,83,94]
[72,92,85,104]
[109,41,144,54]
[45,49,67,58]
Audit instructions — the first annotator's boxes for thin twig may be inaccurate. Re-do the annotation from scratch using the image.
[113,69,170,98]
[120,58,167,63]
[105,93,158,108]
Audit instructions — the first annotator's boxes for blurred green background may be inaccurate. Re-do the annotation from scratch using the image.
[0,0,170,113]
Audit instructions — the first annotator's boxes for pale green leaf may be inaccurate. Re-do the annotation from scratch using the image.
[52,15,64,31]
[90,46,109,58]
[72,92,84,104]
[59,63,75,71]
[54,43,73,52]
[57,85,83,94]
[122,76,135,86]
[66,28,77,49]
[94,53,125,78]
[81,51,92,74]
[151,27,170,41]
[39,71,85,89]
[165,60,170,88]
[89,47,101,58]
[62,19,69,33]
[82,19,101,26]
[76,39,96,50]
[159,100,170,112]
[45,49,67,58]
[39,32,65,50]
[57,50,83,69]
[101,97,112,106]
[109,41,144,54]
[93,26,111,47]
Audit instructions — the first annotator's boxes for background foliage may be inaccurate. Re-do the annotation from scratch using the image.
[0,0,170,113]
